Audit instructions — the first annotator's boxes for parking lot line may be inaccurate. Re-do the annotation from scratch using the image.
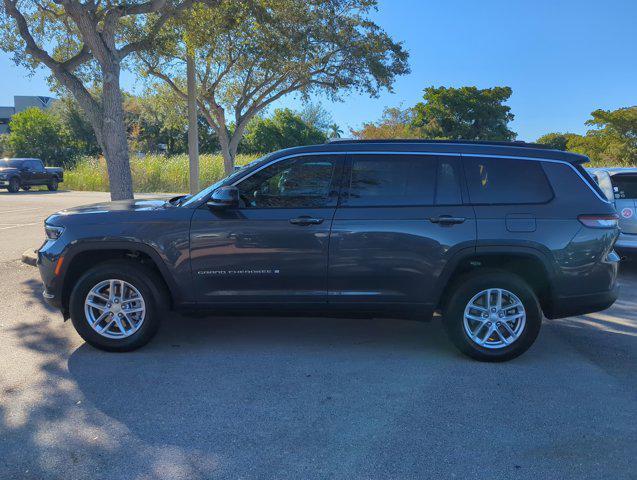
[0,222,40,230]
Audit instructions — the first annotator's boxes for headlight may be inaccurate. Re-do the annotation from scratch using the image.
[45,224,65,240]
[0,174,6,179]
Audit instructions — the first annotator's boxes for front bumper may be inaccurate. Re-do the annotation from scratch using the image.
[614,232,637,256]
[38,240,67,313]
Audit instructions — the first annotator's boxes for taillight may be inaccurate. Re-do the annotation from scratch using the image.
[578,214,618,229]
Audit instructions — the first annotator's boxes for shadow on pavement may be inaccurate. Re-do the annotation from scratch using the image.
[21,278,58,313]
[2,309,457,478]
[553,260,637,338]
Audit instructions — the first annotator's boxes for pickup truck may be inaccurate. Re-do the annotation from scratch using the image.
[0,158,63,192]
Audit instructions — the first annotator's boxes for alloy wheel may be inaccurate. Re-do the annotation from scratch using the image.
[463,288,526,349]
[84,279,146,339]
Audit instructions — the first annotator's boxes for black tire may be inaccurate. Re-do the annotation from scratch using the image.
[48,179,59,191]
[22,185,31,191]
[442,271,542,362]
[69,260,168,352]
[7,178,20,193]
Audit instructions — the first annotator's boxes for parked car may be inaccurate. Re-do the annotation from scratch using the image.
[587,168,637,258]
[0,158,63,192]
[37,140,620,361]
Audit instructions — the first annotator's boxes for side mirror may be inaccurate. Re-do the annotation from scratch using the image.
[207,186,239,209]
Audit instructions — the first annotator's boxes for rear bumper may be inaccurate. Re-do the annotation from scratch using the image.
[546,284,619,319]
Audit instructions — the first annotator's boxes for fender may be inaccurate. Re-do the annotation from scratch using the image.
[433,243,557,308]
[59,239,191,306]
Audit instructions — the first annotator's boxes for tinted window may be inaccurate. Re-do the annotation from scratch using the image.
[30,160,44,172]
[435,159,463,205]
[611,174,637,199]
[464,157,553,204]
[345,155,437,206]
[237,155,338,208]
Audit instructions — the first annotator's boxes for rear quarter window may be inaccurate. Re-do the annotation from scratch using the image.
[463,157,554,205]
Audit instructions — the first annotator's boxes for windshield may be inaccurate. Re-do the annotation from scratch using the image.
[180,154,273,207]
[0,159,23,168]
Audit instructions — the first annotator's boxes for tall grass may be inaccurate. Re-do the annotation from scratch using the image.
[63,153,261,193]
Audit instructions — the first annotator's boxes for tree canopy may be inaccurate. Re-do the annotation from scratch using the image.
[241,108,327,154]
[0,0,210,199]
[351,106,421,139]
[140,0,409,173]
[5,107,69,165]
[411,86,516,141]
[537,107,637,166]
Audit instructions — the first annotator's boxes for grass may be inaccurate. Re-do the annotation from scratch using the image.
[62,153,261,193]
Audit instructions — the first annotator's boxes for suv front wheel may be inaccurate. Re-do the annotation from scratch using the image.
[443,272,542,362]
[69,260,166,351]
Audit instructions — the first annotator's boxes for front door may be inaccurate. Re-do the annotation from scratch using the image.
[328,153,476,306]
[190,154,344,304]
[29,160,47,184]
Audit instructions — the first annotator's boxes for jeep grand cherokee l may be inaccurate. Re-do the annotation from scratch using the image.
[37,140,620,361]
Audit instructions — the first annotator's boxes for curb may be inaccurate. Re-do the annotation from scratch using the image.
[22,249,38,267]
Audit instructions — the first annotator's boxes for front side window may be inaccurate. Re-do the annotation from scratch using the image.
[345,154,438,206]
[237,155,339,208]
[464,157,553,205]
[30,160,44,172]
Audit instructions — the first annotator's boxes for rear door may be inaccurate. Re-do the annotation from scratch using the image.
[610,173,637,234]
[328,153,476,307]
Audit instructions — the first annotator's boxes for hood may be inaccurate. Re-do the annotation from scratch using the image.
[57,198,169,216]
[0,167,19,174]
[45,199,173,227]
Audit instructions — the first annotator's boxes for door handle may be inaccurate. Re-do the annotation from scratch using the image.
[289,216,324,226]
[430,215,466,225]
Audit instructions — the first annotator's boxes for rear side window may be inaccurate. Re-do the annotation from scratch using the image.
[344,154,463,207]
[435,159,463,205]
[464,157,553,205]
[346,155,437,206]
[611,174,637,199]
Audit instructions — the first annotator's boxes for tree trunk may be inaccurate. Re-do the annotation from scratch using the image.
[217,129,235,175]
[101,66,134,200]
[186,54,200,194]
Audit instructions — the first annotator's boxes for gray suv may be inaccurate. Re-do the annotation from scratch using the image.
[37,140,620,361]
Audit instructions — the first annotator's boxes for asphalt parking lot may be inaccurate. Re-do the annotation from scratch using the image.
[1,189,636,479]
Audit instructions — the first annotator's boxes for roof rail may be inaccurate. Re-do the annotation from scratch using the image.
[326,138,552,150]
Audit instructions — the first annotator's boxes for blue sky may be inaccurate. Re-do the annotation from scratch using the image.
[0,0,635,141]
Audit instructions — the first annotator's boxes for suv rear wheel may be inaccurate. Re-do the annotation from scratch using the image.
[48,179,59,191]
[69,260,166,351]
[443,271,542,362]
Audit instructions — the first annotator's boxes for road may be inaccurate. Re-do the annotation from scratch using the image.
[1,190,636,480]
